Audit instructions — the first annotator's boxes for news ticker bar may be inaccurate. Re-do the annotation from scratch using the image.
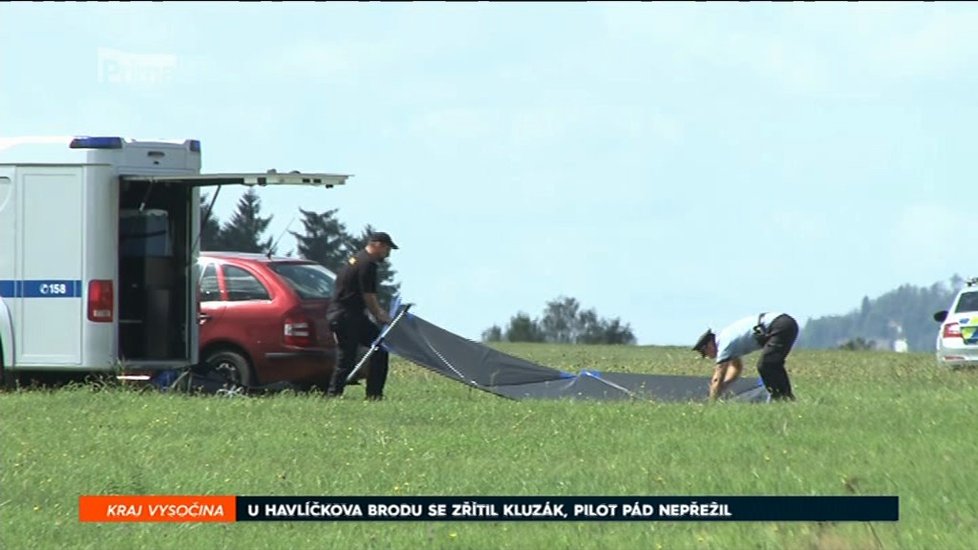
[78,495,899,522]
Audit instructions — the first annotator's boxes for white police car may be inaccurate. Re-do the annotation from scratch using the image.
[933,278,978,369]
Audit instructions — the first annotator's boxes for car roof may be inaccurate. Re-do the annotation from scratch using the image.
[200,251,316,264]
[956,281,978,296]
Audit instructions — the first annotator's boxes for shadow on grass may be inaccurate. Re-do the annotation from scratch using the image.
[0,371,124,393]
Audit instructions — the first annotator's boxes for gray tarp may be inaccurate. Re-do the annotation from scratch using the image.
[380,304,769,403]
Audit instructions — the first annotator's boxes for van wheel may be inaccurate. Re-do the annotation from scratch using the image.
[204,350,253,388]
[0,347,7,390]
[0,346,13,391]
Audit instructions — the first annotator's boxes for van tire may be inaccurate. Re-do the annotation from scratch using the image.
[204,349,254,388]
[0,344,6,390]
[0,345,13,391]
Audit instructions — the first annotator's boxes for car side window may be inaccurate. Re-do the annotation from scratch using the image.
[199,263,221,301]
[224,265,270,301]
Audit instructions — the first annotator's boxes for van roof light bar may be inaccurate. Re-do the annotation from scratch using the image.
[69,136,124,149]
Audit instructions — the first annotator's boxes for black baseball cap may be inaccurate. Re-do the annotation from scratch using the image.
[369,232,399,249]
[692,329,715,354]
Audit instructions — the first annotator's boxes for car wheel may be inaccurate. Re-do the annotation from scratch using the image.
[204,349,254,388]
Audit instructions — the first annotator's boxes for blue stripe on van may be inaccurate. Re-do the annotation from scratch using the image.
[0,280,83,298]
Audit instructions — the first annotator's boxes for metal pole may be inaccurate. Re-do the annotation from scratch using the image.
[580,371,637,399]
[346,303,413,383]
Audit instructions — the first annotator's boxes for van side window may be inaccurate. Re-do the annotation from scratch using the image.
[199,263,221,301]
[224,265,270,301]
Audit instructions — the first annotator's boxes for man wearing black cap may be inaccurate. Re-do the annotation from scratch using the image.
[692,312,799,401]
[325,231,399,400]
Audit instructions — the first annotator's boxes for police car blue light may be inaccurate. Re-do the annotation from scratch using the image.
[69,136,124,149]
[189,140,201,152]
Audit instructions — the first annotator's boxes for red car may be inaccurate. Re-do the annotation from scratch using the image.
[196,252,338,390]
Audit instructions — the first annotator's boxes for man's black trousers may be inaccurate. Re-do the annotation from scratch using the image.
[756,314,798,401]
[328,313,389,398]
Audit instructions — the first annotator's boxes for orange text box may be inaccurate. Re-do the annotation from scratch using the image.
[79,495,236,522]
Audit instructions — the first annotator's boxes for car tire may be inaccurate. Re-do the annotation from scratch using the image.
[204,349,254,388]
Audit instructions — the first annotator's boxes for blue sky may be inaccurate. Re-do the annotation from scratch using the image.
[2,3,974,345]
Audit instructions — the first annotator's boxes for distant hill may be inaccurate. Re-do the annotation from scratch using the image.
[797,275,967,352]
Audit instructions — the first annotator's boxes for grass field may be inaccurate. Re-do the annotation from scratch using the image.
[2,344,976,549]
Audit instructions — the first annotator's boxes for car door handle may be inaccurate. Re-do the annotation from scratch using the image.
[198,313,212,324]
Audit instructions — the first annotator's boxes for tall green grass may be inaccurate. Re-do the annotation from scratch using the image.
[2,345,976,549]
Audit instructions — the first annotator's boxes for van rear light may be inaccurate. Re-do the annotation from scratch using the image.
[284,314,314,347]
[88,280,114,322]
[943,322,961,339]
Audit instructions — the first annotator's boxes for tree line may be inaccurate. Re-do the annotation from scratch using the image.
[201,190,636,345]
[199,189,400,308]
[797,275,966,352]
[482,276,967,349]
[201,190,960,351]
[482,296,637,345]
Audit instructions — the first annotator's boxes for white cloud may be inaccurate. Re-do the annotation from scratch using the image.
[266,40,388,81]
[598,3,978,97]
[860,9,978,80]
[509,103,684,147]
[598,5,832,96]
[399,101,682,161]
[92,4,181,48]
[408,107,499,143]
[892,202,972,274]
[769,208,830,244]
[509,106,572,145]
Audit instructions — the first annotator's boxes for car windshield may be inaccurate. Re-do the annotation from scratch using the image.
[955,291,978,313]
[270,262,336,300]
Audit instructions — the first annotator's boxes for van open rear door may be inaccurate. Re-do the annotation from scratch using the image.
[115,171,349,373]
[121,171,349,188]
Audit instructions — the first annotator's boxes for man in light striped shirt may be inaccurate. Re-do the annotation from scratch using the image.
[693,312,799,401]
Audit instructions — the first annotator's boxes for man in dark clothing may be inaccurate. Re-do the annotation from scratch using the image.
[326,232,399,400]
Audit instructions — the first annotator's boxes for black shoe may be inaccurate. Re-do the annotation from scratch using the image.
[365,394,384,401]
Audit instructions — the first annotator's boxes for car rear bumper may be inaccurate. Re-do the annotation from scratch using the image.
[936,346,978,368]
[257,348,337,389]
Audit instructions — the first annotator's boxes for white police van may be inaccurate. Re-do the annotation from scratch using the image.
[0,135,348,386]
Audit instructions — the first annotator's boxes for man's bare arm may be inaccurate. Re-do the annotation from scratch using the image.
[364,293,392,325]
[709,358,744,400]
[709,362,729,400]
